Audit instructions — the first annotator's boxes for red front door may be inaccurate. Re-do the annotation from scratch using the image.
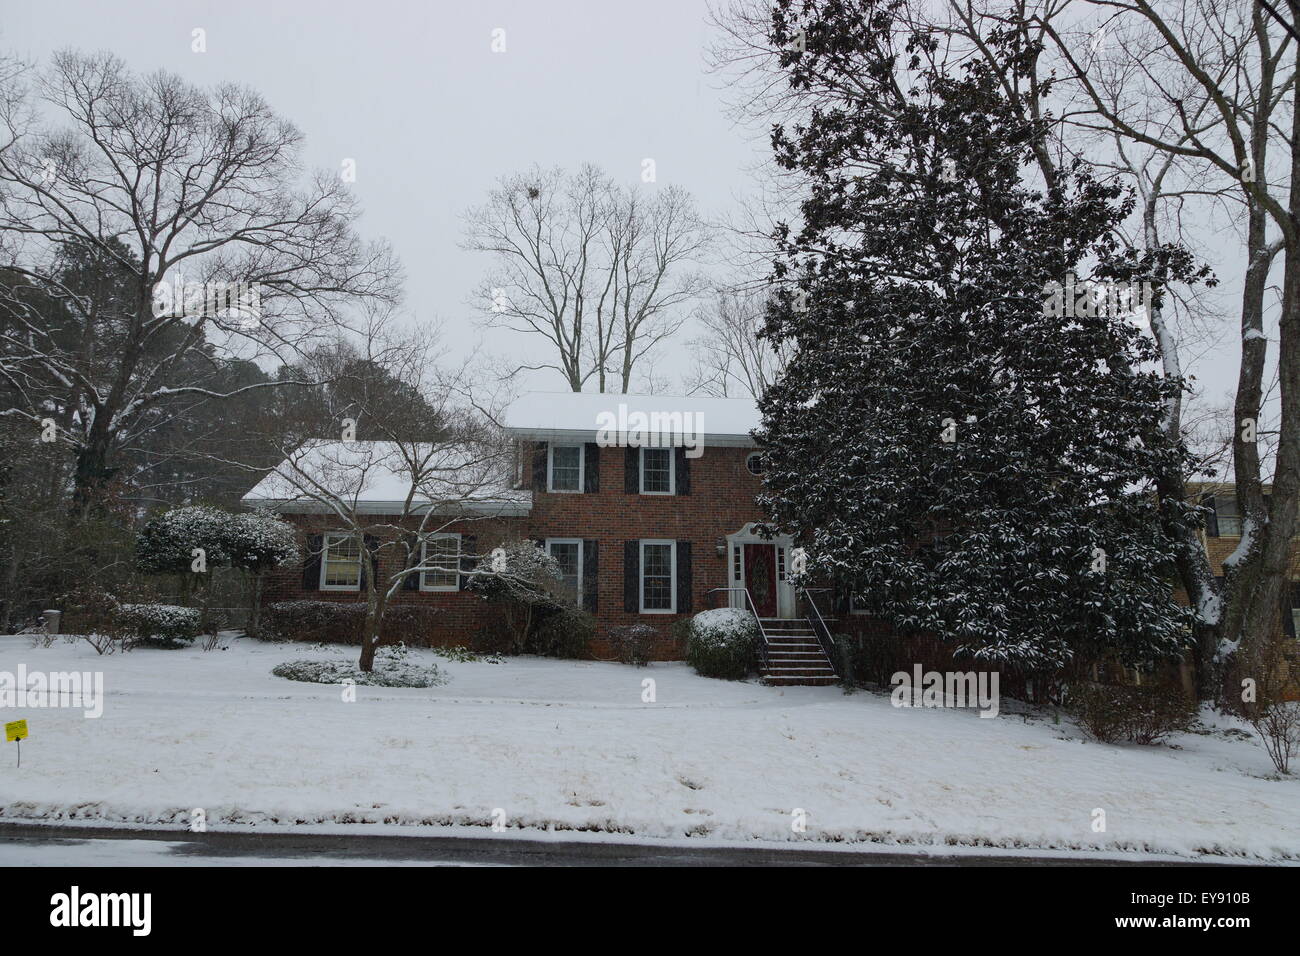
[744,543,778,618]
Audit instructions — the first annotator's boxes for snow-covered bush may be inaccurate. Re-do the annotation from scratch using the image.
[467,539,565,605]
[135,506,236,573]
[227,510,300,572]
[263,600,439,646]
[136,506,299,574]
[115,604,201,645]
[468,540,568,653]
[1065,682,1195,744]
[685,607,759,680]
[272,645,446,687]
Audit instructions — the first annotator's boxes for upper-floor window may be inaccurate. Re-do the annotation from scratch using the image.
[746,452,766,476]
[321,532,362,591]
[1206,494,1243,537]
[421,534,461,591]
[548,444,584,492]
[640,447,674,494]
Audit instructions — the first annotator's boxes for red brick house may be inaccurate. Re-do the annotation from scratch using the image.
[243,393,837,683]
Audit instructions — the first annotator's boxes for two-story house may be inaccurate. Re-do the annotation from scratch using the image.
[244,392,837,682]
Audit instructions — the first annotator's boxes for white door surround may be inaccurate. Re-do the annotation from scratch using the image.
[726,523,795,618]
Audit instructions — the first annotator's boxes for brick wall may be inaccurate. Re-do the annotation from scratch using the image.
[260,514,527,647]
[258,442,767,658]
[527,443,766,659]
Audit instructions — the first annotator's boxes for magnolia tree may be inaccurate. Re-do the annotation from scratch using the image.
[135,505,299,634]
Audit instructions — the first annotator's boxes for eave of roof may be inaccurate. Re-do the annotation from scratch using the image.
[244,497,532,517]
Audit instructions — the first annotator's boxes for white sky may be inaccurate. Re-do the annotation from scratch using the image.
[1,0,1250,437]
[1,0,763,393]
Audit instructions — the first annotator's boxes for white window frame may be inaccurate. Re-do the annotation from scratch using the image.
[745,452,765,476]
[546,538,584,606]
[639,539,677,614]
[547,444,585,493]
[320,531,362,592]
[639,446,675,495]
[419,533,462,592]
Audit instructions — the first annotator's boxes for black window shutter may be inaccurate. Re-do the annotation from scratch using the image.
[459,535,478,590]
[674,448,691,495]
[582,539,599,612]
[1282,583,1299,639]
[624,540,639,612]
[1202,494,1219,537]
[363,534,380,591]
[302,535,323,590]
[584,443,600,493]
[532,442,549,491]
[676,540,692,614]
[402,532,420,590]
[624,446,639,494]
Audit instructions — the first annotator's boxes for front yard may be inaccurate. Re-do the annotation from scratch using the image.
[0,635,1295,862]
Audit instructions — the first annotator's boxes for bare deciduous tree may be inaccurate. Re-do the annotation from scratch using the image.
[463,163,707,393]
[1030,0,1298,692]
[235,313,521,672]
[684,284,790,398]
[0,51,401,510]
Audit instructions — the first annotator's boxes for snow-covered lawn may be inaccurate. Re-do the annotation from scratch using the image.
[0,635,1295,862]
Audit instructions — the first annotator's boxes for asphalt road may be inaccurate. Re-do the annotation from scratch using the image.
[0,823,1225,866]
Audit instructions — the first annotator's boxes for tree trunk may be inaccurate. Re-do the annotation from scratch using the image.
[248,573,264,638]
[1141,195,1223,697]
[357,551,384,673]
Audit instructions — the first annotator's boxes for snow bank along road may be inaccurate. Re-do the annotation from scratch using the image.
[0,823,1238,866]
[0,637,1295,862]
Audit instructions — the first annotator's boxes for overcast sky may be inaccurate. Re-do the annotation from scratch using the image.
[2,0,763,394]
[2,0,1246,416]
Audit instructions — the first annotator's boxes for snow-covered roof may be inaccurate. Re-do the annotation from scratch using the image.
[503,392,760,447]
[241,440,531,516]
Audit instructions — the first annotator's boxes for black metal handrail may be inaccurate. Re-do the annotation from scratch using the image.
[798,586,839,678]
[706,586,772,671]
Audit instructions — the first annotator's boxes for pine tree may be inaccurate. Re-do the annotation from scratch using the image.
[757,0,1198,671]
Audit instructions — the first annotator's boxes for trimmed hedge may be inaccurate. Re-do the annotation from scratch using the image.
[263,601,440,646]
[607,624,658,666]
[114,603,202,645]
[685,608,759,680]
[529,606,595,659]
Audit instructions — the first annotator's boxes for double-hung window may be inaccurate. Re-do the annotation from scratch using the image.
[321,532,362,591]
[421,534,461,591]
[640,447,674,494]
[1209,495,1243,537]
[548,445,584,492]
[640,540,676,613]
[546,539,583,605]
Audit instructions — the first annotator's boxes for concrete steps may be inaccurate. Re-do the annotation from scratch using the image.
[758,618,837,686]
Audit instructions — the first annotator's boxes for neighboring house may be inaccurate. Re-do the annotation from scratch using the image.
[1191,483,1300,694]
[1189,483,1300,639]
[242,393,838,683]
